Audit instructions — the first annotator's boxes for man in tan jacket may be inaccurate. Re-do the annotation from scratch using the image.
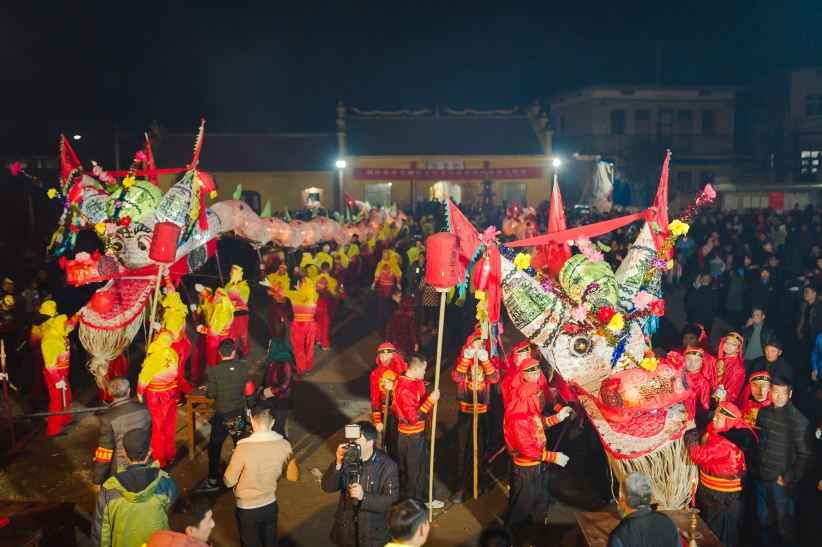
[224,401,300,547]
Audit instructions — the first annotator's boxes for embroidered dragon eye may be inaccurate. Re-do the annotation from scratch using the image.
[570,335,592,356]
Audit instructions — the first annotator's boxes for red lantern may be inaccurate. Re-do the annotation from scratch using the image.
[425,232,459,289]
[148,221,182,263]
[90,290,114,314]
[473,257,491,291]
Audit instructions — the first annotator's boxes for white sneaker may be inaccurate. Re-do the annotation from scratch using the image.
[425,499,445,509]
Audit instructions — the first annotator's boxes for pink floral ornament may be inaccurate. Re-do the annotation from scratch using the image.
[10,162,22,176]
[481,225,501,246]
[703,184,716,201]
[134,150,148,163]
[571,305,588,322]
[632,290,653,311]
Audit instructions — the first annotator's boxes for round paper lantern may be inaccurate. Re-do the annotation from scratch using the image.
[90,290,115,314]
[558,253,619,308]
[473,257,491,291]
[149,221,182,263]
[106,180,164,223]
[425,232,459,289]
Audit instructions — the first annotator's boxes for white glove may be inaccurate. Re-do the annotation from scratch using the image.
[259,264,265,270]
[375,423,384,433]
[259,279,271,287]
[464,348,475,359]
[553,453,570,467]
[557,406,572,422]
[384,379,394,391]
[138,393,144,403]
[152,321,161,331]
[816,429,821,440]
[197,325,208,334]
[54,380,66,390]
[714,385,727,401]
[190,304,197,312]
[477,349,489,362]
[195,283,205,293]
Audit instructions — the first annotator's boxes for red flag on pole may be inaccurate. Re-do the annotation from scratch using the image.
[531,175,571,277]
[650,150,671,252]
[59,134,82,191]
[144,133,160,189]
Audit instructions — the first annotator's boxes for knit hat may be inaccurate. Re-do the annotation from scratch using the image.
[123,428,152,461]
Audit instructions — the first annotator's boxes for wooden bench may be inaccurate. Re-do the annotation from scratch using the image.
[575,506,722,547]
[186,389,215,461]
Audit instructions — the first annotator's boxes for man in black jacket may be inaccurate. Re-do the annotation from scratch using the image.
[92,376,152,492]
[607,472,680,547]
[685,273,719,337]
[194,339,255,492]
[322,420,400,547]
[752,376,815,547]
[750,339,794,384]
[379,287,401,338]
[742,306,774,373]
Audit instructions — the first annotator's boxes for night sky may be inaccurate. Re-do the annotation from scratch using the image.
[2,0,822,144]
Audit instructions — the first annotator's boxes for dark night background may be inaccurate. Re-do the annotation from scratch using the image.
[2,0,822,143]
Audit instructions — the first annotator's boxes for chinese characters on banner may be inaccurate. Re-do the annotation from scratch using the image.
[353,167,544,181]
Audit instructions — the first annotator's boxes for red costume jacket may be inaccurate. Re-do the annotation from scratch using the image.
[704,354,745,404]
[452,347,499,413]
[504,413,561,466]
[685,428,746,497]
[741,397,771,427]
[370,354,408,424]
[393,374,434,435]
[684,370,712,422]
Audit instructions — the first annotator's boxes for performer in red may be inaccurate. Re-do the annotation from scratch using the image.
[450,331,500,503]
[501,341,536,404]
[313,266,338,350]
[504,374,570,544]
[705,333,746,405]
[393,354,444,508]
[28,299,56,409]
[346,233,360,289]
[226,265,251,360]
[271,277,318,374]
[673,323,716,357]
[370,343,408,462]
[41,312,79,437]
[99,354,129,403]
[266,265,291,340]
[683,348,712,425]
[384,294,420,355]
[371,249,401,314]
[737,371,771,426]
[196,286,235,367]
[685,401,756,547]
[189,287,213,385]
[137,332,179,468]
[330,252,348,293]
[161,309,196,396]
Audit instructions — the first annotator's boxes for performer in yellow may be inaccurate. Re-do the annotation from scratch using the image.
[195,285,235,366]
[346,233,361,288]
[190,286,214,384]
[371,250,402,314]
[137,332,179,468]
[226,265,251,360]
[41,312,79,437]
[266,264,291,340]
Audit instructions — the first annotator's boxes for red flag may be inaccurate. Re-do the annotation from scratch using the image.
[190,119,205,167]
[60,134,82,191]
[651,150,671,252]
[538,176,572,276]
[444,197,481,287]
[144,133,160,189]
[344,192,356,210]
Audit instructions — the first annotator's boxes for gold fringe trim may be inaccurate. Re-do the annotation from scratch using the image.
[80,308,144,391]
[606,435,698,510]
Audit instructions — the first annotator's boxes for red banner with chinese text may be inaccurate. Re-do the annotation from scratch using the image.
[353,166,544,181]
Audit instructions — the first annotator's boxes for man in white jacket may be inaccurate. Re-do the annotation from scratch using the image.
[224,401,300,547]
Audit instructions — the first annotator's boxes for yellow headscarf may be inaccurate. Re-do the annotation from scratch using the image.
[162,291,187,313]
[163,309,186,338]
[229,265,244,285]
[148,331,173,354]
[40,300,57,317]
[210,288,235,334]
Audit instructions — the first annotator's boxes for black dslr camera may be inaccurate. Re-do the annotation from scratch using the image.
[343,424,363,467]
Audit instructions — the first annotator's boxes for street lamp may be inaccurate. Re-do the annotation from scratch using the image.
[552,158,561,167]
[336,160,347,213]
[73,135,82,140]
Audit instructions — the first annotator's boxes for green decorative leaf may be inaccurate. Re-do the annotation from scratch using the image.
[232,184,243,200]
[597,241,611,253]
[260,200,271,219]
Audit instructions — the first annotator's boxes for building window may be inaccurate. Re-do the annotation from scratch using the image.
[801,150,820,174]
[699,171,714,186]
[702,110,717,135]
[500,182,526,206]
[635,109,650,134]
[676,171,693,192]
[806,96,822,116]
[364,183,392,205]
[239,190,262,215]
[677,110,693,133]
[611,109,626,135]
[658,109,673,145]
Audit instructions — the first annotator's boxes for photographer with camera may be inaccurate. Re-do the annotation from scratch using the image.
[194,339,256,492]
[321,421,399,547]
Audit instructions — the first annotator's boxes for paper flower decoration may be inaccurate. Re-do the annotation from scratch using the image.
[571,305,588,322]
[209,190,217,199]
[94,222,106,234]
[597,306,616,324]
[105,223,118,235]
[120,216,131,228]
[640,355,659,371]
[607,313,624,332]
[47,188,57,199]
[650,299,665,317]
[703,184,716,201]
[122,176,135,188]
[668,219,689,236]
[10,162,22,176]
[481,225,502,246]
[135,150,148,162]
[632,290,653,311]
[563,323,582,334]
[75,252,91,262]
[514,253,531,270]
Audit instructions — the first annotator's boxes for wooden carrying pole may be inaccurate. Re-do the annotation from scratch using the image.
[381,387,391,450]
[472,351,479,499]
[145,269,165,348]
[428,289,447,522]
[1,340,16,449]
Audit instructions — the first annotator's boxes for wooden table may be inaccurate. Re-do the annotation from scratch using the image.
[575,506,722,547]
[0,501,75,547]
[186,390,215,461]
